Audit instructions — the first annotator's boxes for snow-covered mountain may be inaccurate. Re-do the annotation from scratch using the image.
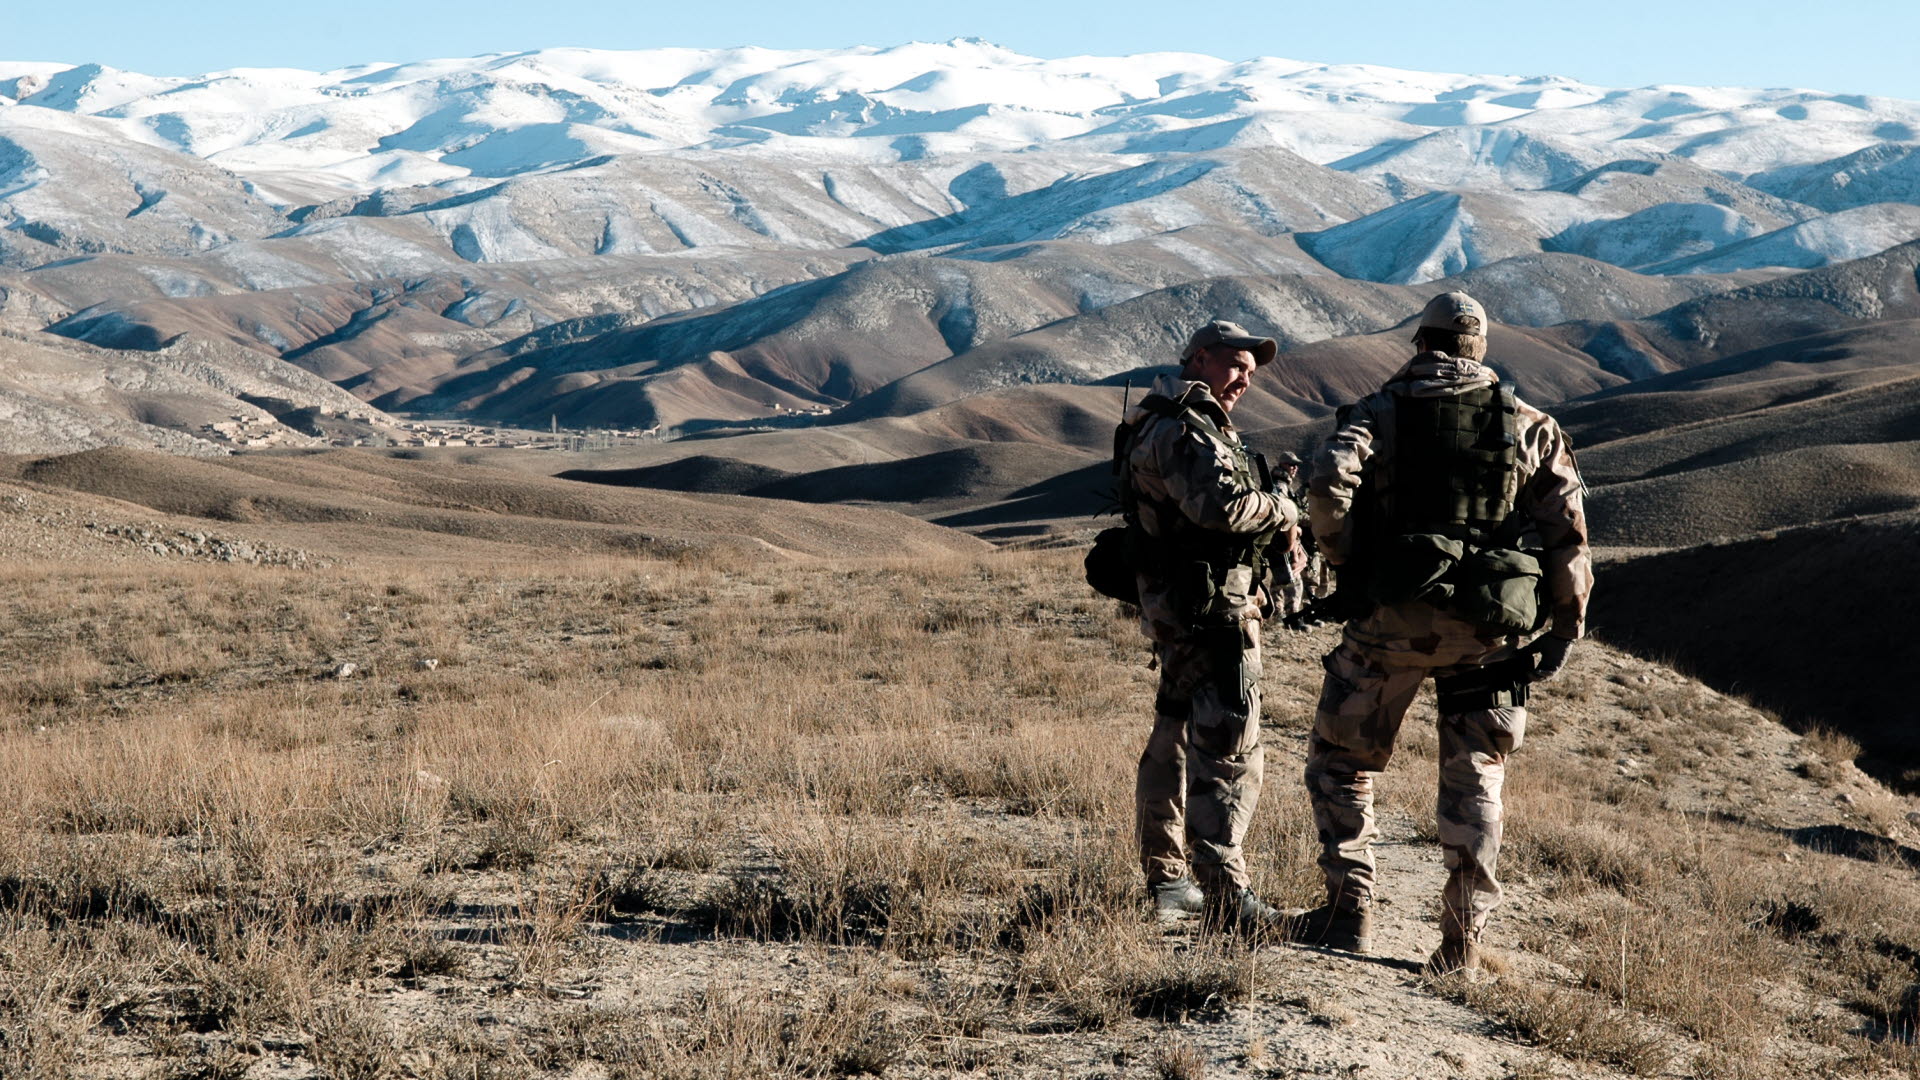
[5,42,1917,191]
[4,42,1920,441]
[2,44,1915,284]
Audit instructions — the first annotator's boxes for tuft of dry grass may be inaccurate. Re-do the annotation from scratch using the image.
[1800,727,1864,787]
[1151,1033,1208,1080]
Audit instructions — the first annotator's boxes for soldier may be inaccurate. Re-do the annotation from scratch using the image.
[1121,319,1298,929]
[1294,291,1590,973]
[1273,451,1304,500]
[1272,452,1311,616]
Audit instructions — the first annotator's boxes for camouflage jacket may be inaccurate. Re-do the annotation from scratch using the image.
[1126,373,1297,642]
[1307,353,1592,646]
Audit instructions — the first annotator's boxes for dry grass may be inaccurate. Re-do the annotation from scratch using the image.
[1442,975,1673,1076]
[0,548,1916,1077]
[0,551,1271,1074]
[1486,662,1920,1079]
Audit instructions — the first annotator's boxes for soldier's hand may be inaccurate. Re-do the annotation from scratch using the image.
[1524,634,1574,682]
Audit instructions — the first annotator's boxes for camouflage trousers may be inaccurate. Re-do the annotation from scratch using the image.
[1136,620,1265,893]
[1278,574,1307,616]
[1305,636,1527,938]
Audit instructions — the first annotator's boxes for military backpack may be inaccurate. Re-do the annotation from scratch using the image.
[1357,382,1546,634]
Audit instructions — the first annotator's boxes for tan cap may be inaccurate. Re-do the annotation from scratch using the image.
[1412,291,1489,340]
[1181,319,1277,366]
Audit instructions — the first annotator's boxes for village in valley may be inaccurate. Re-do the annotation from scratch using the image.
[194,409,667,453]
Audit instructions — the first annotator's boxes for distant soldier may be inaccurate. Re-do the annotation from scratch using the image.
[1271,452,1310,616]
[1292,292,1591,973]
[1119,319,1298,929]
[1273,451,1304,501]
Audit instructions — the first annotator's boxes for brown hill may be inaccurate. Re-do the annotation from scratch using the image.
[400,257,1108,429]
[1591,511,1920,790]
[839,254,1747,423]
[744,443,1103,508]
[1556,319,1920,546]
[556,455,797,496]
[1578,360,1920,486]
[0,329,396,456]
[1556,319,1920,448]
[0,447,987,560]
[521,320,1625,544]
[1567,239,1920,378]
[1586,441,1920,546]
[36,248,866,392]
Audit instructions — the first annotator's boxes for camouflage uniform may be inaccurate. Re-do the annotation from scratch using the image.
[1306,352,1590,940]
[1127,372,1296,894]
[1273,473,1309,615]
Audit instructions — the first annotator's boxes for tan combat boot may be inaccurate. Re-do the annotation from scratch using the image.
[1423,933,1481,976]
[1148,875,1205,923]
[1281,897,1373,953]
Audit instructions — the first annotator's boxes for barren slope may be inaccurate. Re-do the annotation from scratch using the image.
[0,446,987,560]
[0,329,397,456]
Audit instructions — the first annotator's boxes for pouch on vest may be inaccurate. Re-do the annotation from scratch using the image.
[1450,547,1544,634]
[1173,559,1219,622]
[1203,622,1254,719]
[1084,525,1140,605]
[1367,533,1464,607]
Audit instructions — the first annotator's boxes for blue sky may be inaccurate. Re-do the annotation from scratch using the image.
[12,0,1917,99]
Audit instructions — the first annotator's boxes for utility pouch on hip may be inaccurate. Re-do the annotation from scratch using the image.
[1083,525,1139,604]
[1175,559,1219,622]
[1449,547,1544,634]
[1367,533,1463,607]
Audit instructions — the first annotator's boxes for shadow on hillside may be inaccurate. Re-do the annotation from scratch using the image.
[1590,512,1920,793]
[1781,825,1920,872]
[857,159,1222,254]
[930,460,1114,529]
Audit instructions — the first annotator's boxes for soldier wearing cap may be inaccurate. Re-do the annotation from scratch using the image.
[1293,291,1591,972]
[1117,319,1299,929]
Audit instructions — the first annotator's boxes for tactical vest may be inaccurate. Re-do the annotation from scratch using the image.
[1110,392,1275,611]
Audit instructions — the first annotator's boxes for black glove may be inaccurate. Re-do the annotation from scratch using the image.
[1524,634,1575,682]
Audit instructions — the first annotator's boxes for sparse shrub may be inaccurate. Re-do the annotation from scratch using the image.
[388,933,465,982]
[1443,976,1672,1076]
[0,925,99,1078]
[467,820,550,870]
[1509,816,1657,895]
[1008,855,1254,1029]
[607,985,911,1080]
[155,1042,257,1080]
[1152,1034,1207,1080]
[306,999,400,1080]
[697,837,965,959]
[1284,991,1357,1027]
[1113,941,1254,1021]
